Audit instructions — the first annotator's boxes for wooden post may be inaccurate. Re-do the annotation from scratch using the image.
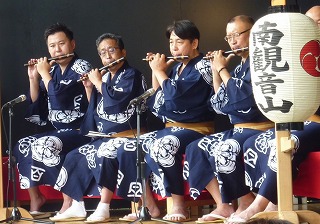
[276,130,294,211]
[0,91,3,209]
[271,0,286,6]
[275,130,298,223]
[252,127,320,223]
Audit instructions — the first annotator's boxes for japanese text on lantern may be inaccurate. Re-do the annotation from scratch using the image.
[251,21,293,113]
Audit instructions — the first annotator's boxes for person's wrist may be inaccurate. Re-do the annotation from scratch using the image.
[218,67,226,74]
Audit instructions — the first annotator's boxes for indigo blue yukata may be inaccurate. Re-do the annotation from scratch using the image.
[54,61,147,201]
[184,58,272,203]
[116,54,216,202]
[243,107,320,204]
[13,57,92,189]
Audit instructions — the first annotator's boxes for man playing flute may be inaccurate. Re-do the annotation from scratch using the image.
[13,22,92,217]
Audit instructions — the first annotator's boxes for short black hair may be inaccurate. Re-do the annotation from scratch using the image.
[95,33,124,50]
[228,15,255,27]
[44,22,73,43]
[165,20,200,46]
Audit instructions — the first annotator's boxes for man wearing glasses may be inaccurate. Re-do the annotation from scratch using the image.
[228,5,320,223]
[50,33,148,222]
[224,28,251,42]
[184,15,273,223]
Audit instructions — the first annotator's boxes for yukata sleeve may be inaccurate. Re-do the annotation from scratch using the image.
[101,68,138,114]
[161,65,212,111]
[225,69,256,111]
[47,60,92,110]
[24,84,49,126]
[210,82,228,115]
[80,89,98,135]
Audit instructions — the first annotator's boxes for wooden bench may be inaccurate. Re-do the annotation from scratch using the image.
[3,150,319,217]
[2,155,214,217]
[1,156,123,207]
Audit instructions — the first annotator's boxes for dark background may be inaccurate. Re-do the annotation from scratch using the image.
[0,0,318,152]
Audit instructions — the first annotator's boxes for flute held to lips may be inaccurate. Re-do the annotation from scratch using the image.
[142,55,189,61]
[23,53,75,67]
[77,57,125,82]
[203,47,249,60]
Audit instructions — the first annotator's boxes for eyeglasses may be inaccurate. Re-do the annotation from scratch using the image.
[224,28,251,42]
[98,47,119,56]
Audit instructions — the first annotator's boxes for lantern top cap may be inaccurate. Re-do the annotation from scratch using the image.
[268,5,300,13]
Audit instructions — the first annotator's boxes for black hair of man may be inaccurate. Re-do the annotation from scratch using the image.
[95,33,125,51]
[44,22,74,43]
[227,15,255,26]
[165,20,200,49]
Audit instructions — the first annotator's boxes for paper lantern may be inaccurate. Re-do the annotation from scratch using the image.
[250,12,320,123]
